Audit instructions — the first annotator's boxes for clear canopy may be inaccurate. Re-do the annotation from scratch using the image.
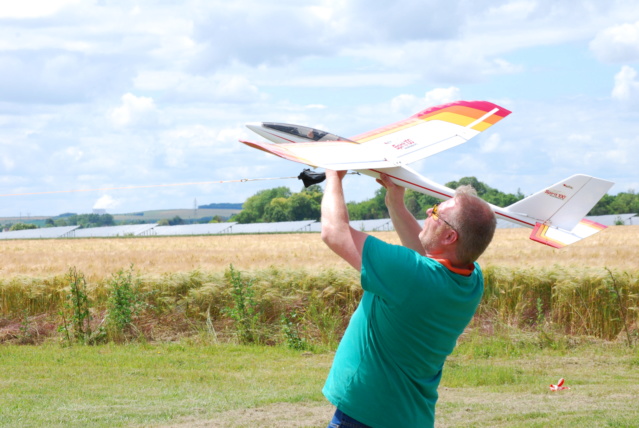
[263,123,353,142]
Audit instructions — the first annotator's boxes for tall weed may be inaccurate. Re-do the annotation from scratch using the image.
[223,265,262,344]
[58,267,94,345]
[105,265,144,342]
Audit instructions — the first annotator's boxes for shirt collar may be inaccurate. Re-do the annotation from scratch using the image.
[433,258,475,276]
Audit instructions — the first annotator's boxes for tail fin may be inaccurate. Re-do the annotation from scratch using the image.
[504,174,614,248]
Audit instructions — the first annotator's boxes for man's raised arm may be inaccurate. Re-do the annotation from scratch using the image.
[321,170,368,271]
[377,173,424,255]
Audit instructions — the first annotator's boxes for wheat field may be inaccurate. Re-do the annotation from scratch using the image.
[0,225,636,280]
[1,225,637,344]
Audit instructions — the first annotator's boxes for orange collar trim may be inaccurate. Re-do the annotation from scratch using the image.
[433,258,475,276]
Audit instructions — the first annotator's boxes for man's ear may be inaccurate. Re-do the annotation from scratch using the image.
[442,229,458,245]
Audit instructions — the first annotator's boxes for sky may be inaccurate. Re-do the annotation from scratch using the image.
[1,0,638,217]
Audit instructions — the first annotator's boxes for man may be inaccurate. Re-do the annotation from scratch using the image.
[321,170,496,428]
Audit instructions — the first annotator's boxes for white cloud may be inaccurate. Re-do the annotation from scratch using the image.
[134,72,262,103]
[590,21,639,63]
[567,134,592,142]
[133,70,184,91]
[161,125,226,150]
[189,3,335,69]
[612,66,639,103]
[333,0,463,42]
[155,124,246,171]
[163,146,186,168]
[424,87,462,105]
[0,51,126,104]
[484,0,537,21]
[391,87,461,115]
[345,39,524,85]
[0,0,81,18]
[93,194,120,210]
[1,154,15,171]
[480,133,501,153]
[607,136,639,167]
[210,76,261,102]
[269,72,420,88]
[65,147,84,162]
[2,1,639,217]
[304,104,327,111]
[110,93,159,128]
[217,127,245,145]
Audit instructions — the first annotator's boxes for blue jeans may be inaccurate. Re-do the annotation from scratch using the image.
[327,408,372,428]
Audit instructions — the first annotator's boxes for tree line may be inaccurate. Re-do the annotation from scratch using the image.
[346,176,526,221]
[47,213,115,228]
[232,185,324,223]
[588,190,639,215]
[231,177,528,223]
[2,213,116,232]
[231,176,637,223]
[229,177,524,223]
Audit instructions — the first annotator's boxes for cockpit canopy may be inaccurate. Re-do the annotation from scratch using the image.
[263,123,353,142]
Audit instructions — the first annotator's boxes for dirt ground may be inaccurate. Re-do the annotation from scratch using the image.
[153,402,335,428]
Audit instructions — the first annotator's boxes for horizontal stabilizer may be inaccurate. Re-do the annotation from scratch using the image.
[496,174,614,248]
[530,219,607,248]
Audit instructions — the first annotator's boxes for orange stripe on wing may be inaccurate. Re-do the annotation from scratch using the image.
[436,105,506,125]
[352,101,510,142]
[415,105,508,130]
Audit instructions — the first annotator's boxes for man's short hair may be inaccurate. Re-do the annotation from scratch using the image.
[448,185,496,265]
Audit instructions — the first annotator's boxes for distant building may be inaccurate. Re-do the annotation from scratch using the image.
[93,209,107,215]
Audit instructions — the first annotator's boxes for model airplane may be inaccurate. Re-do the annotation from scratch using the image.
[239,100,614,248]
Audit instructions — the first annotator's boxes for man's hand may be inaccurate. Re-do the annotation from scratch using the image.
[326,169,348,181]
[376,173,405,210]
[376,173,424,254]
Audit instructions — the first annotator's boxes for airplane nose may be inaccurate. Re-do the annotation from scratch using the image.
[245,122,263,133]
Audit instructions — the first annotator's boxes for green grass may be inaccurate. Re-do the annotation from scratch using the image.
[438,331,639,427]
[1,334,638,427]
[2,264,639,427]
[0,343,332,428]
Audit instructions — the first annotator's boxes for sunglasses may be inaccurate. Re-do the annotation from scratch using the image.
[429,203,457,232]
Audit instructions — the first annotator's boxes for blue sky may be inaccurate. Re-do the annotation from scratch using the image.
[1,0,638,217]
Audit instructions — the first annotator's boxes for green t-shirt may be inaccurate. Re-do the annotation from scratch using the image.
[323,236,484,428]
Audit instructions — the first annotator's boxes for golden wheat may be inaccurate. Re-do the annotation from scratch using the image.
[0,226,636,279]
[0,234,344,280]
[478,225,638,270]
[1,226,638,343]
